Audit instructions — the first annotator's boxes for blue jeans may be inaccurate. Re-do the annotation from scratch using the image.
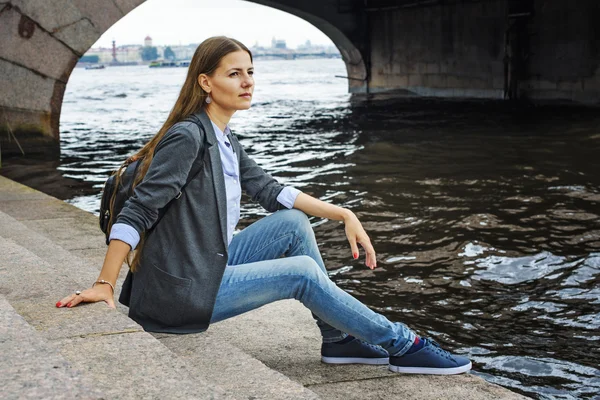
[209,209,416,356]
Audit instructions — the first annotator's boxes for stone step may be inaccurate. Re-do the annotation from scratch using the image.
[0,175,113,275]
[155,330,320,399]
[0,294,103,399]
[0,201,321,399]
[0,231,232,399]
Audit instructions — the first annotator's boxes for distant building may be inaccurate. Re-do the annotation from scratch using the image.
[81,36,343,67]
[297,40,314,51]
[271,37,287,49]
[247,39,340,60]
[171,45,196,60]
[151,45,195,61]
[84,44,142,63]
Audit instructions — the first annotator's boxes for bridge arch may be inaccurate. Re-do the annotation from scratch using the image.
[249,0,367,91]
[0,0,366,158]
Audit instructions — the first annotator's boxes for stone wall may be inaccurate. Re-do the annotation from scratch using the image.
[368,1,506,98]
[522,0,600,104]
[367,0,600,104]
[0,0,145,158]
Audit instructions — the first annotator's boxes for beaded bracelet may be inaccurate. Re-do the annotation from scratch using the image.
[92,279,115,294]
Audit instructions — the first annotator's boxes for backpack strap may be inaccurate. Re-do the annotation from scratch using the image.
[174,114,206,197]
[151,114,206,229]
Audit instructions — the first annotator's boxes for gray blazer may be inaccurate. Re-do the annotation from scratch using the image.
[117,108,286,333]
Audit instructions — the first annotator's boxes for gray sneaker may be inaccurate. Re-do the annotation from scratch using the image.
[321,336,389,365]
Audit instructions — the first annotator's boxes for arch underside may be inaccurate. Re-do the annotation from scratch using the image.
[247,0,368,93]
[0,0,367,158]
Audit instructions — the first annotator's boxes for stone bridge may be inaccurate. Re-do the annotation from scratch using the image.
[1,0,599,158]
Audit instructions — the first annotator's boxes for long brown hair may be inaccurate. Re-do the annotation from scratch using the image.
[108,36,252,272]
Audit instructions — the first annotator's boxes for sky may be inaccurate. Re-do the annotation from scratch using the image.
[92,0,335,49]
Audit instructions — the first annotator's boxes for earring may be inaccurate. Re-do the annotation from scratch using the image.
[205,94,212,104]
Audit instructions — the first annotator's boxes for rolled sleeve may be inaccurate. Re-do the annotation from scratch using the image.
[109,223,141,250]
[277,186,302,209]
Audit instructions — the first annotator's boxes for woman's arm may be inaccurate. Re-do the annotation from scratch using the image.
[56,239,130,308]
[293,192,377,270]
[116,122,202,236]
[232,136,376,268]
[57,122,202,309]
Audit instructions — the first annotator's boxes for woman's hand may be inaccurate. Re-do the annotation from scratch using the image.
[292,193,378,269]
[343,210,377,270]
[56,283,115,309]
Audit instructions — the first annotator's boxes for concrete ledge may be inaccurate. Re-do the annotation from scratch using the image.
[158,331,320,400]
[0,201,232,398]
[0,181,320,398]
[54,331,230,400]
[0,235,232,399]
[308,374,526,400]
[0,173,50,200]
[0,295,103,399]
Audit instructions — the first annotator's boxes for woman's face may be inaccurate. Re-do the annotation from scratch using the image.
[199,50,254,113]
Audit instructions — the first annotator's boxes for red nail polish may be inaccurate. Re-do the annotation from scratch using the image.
[56,302,61,308]
[353,253,358,259]
[67,303,72,308]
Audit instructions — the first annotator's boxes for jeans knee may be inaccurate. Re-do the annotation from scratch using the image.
[287,210,316,244]
[293,255,324,281]
[278,209,311,231]
[290,256,326,300]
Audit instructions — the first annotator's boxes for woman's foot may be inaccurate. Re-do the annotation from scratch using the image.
[389,338,472,375]
[321,335,389,365]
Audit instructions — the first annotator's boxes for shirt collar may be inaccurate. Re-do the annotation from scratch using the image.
[210,121,231,145]
[210,121,230,136]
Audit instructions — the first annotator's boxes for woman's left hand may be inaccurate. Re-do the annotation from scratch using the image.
[343,210,377,269]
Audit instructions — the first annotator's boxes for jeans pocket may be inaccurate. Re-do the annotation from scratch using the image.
[138,263,192,327]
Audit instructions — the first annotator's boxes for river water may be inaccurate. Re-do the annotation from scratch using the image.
[61,59,599,399]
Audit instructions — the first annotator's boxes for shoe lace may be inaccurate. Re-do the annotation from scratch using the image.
[425,338,454,361]
[358,338,384,351]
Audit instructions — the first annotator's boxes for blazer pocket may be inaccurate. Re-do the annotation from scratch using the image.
[138,263,192,327]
